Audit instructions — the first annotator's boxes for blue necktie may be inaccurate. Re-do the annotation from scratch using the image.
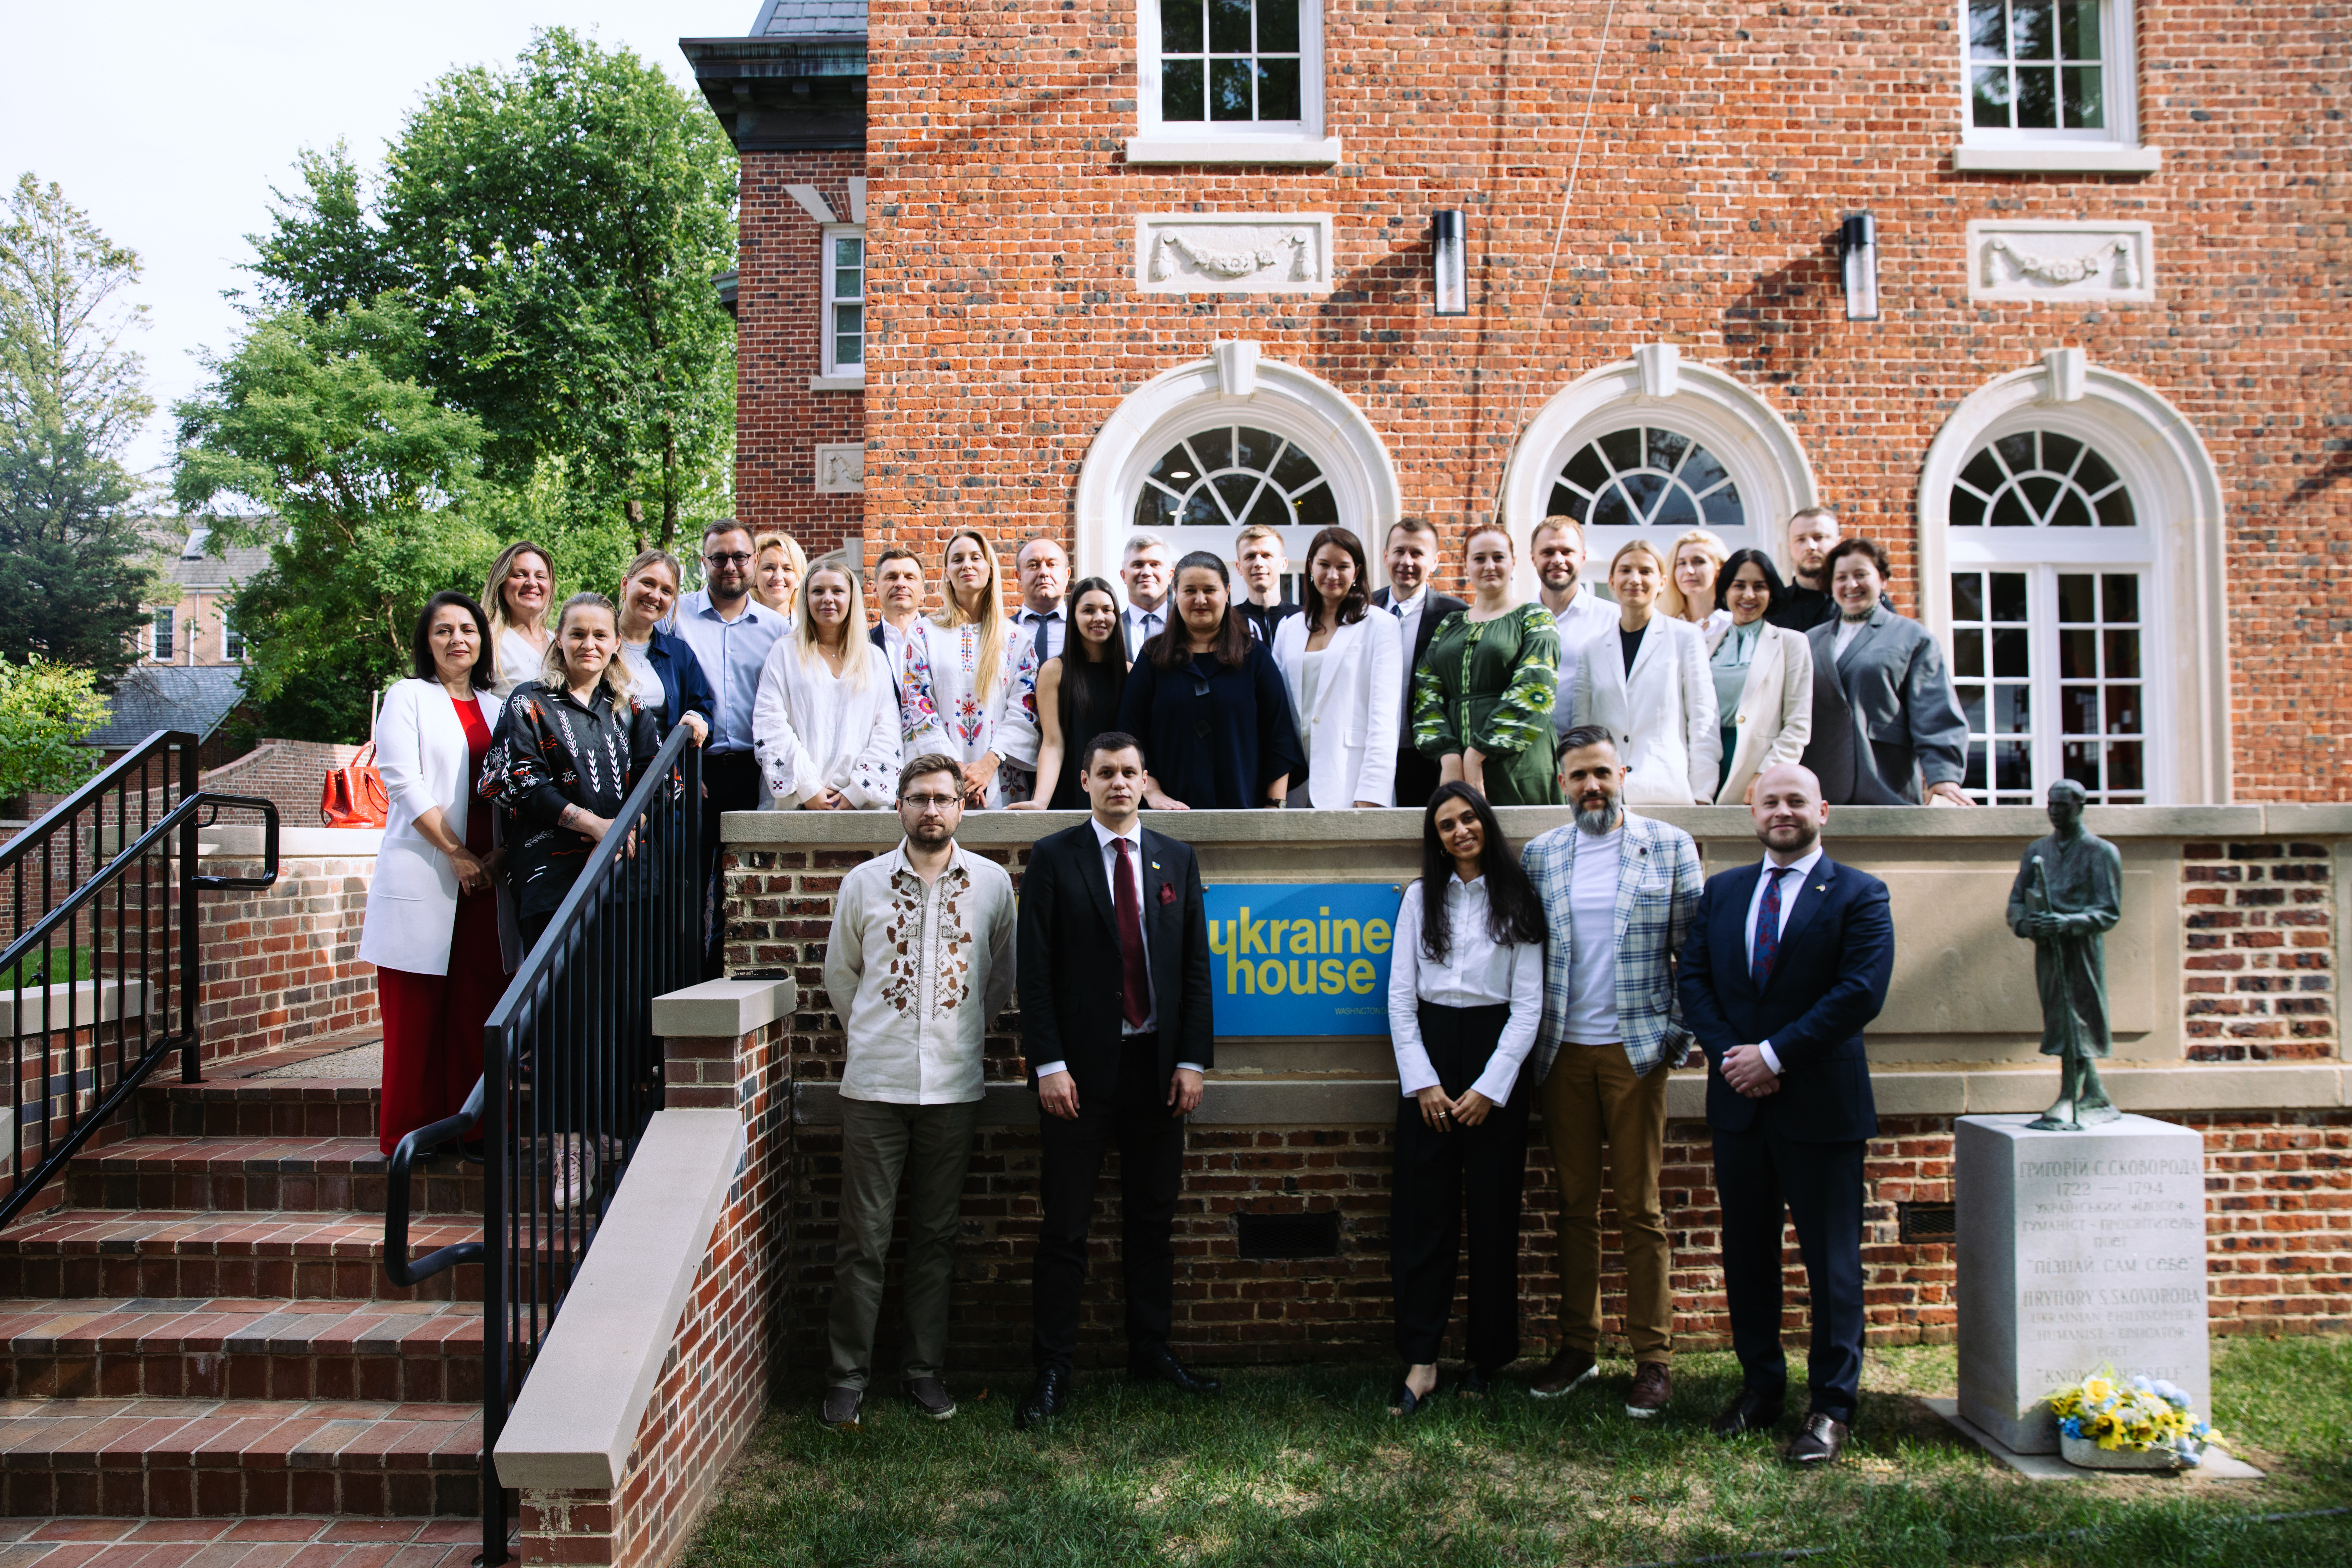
[1750,868,1791,990]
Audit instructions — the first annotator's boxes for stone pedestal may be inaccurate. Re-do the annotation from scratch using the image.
[1956,1113,2208,1454]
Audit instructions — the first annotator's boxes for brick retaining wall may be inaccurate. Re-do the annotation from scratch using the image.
[195,853,379,1065]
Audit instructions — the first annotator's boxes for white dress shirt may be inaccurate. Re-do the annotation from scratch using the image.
[1386,875,1546,1107]
[1742,843,1826,1075]
[1032,817,1204,1080]
[1833,617,1866,659]
[1389,586,1430,715]
[1017,604,1066,664]
[1549,584,1619,736]
[1561,824,1622,1045]
[1122,601,1168,660]
[822,843,1017,1104]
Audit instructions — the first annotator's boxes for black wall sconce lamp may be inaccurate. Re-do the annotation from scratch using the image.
[1840,213,1880,322]
[1432,210,1468,316]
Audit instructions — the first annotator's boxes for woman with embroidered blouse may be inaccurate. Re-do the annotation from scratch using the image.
[751,555,901,809]
[1411,525,1563,807]
[895,528,1041,809]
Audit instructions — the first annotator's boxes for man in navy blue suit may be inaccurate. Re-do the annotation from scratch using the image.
[1678,762,1893,1465]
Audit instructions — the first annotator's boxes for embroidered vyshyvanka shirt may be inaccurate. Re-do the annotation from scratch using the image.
[895,620,1041,808]
[822,842,1017,1104]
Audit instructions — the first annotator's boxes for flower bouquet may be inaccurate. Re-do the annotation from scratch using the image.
[2046,1367,2217,1471]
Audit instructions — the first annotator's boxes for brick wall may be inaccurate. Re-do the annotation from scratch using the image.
[195,852,379,1065]
[736,151,867,560]
[200,740,365,829]
[728,840,2350,1379]
[826,0,2352,798]
[515,1015,790,1568]
[2183,840,2336,1061]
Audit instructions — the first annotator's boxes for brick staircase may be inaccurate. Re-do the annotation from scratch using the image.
[0,1039,493,1555]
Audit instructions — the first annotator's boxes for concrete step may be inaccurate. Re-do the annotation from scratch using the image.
[0,1210,484,1304]
[61,1140,482,1218]
[135,1082,381,1142]
[0,1397,480,1518]
[0,1298,482,1404]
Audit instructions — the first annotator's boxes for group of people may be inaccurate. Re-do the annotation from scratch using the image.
[819,729,1895,1468]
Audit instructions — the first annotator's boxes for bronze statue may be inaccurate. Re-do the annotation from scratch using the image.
[2006,780,2123,1130]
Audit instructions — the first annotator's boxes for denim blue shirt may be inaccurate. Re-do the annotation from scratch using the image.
[669,589,786,752]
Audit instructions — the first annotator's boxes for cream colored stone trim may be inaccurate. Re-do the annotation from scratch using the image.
[1123,135,1343,165]
[651,977,798,1041]
[1951,144,2162,173]
[492,1108,745,1491]
[198,826,384,858]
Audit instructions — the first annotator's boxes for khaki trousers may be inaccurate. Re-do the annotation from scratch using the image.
[825,1095,982,1391]
[1539,1044,1673,1363]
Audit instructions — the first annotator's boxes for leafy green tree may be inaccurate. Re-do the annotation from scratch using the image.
[246,28,738,552]
[0,174,164,679]
[173,303,496,742]
[0,655,109,798]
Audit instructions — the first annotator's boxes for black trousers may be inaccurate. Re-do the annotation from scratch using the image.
[1389,1002,1532,1370]
[1392,747,1442,815]
[1030,1034,1185,1372]
[699,749,764,978]
[1713,1119,1867,1420]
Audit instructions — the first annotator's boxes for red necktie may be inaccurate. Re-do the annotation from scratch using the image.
[1114,837,1150,1030]
[1750,867,1790,989]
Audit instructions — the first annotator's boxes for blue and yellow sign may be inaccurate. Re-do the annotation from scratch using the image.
[1206,883,1401,1037]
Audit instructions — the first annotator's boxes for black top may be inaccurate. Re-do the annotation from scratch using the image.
[483,680,665,921]
[1116,640,1307,809]
[1048,655,1123,811]
[1236,599,1302,645]
[1619,622,1648,673]
[1764,584,1836,632]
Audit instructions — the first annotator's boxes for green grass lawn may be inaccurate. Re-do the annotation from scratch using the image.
[682,1335,2351,1568]
[0,945,98,992]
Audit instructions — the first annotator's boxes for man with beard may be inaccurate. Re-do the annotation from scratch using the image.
[1765,508,1844,632]
[1679,762,1893,1465]
[1519,725,1704,1417]
[1531,517,1617,743]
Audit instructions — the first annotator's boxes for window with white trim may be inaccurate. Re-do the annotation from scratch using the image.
[150,607,174,662]
[1133,423,1339,590]
[1132,1,1334,164]
[1955,0,2151,170]
[822,226,864,380]
[1945,430,2152,804]
[223,611,245,663]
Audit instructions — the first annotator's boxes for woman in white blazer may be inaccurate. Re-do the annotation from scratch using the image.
[359,592,515,1156]
[1569,539,1721,805]
[1705,548,1814,804]
[1272,526,1402,808]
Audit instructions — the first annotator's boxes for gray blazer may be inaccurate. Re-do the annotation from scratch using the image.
[1807,607,1968,803]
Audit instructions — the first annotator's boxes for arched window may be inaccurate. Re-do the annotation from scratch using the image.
[1548,426,1747,536]
[1133,424,1339,535]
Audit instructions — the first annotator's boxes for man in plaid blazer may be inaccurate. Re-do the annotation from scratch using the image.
[1519,724,1705,1417]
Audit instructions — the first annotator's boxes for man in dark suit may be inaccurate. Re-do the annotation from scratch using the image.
[1016,731,1219,1427]
[1368,519,1466,813]
[1678,762,1894,1465]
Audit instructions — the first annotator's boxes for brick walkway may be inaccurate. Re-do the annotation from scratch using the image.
[0,1515,482,1568]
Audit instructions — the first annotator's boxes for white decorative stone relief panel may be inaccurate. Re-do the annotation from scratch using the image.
[1134,213,1334,295]
[1965,221,2155,304]
[813,443,864,494]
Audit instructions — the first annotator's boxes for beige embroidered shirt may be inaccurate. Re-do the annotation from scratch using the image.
[823,841,1017,1104]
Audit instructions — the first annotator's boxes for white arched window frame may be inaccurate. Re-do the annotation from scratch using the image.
[1918,352,2229,804]
[1072,340,1402,588]
[1497,346,1818,593]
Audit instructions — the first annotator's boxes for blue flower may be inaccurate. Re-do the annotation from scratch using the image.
[2059,1416,2083,1438]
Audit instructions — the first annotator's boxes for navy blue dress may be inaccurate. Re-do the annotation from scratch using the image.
[1117,640,1306,809]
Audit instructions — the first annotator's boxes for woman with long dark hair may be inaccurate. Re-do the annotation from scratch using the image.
[1115,551,1304,809]
[1383,783,1546,1414]
[1271,526,1402,807]
[1704,547,1814,804]
[1012,576,1128,811]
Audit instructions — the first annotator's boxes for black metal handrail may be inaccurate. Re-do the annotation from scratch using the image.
[2,729,280,1229]
[381,720,702,1567]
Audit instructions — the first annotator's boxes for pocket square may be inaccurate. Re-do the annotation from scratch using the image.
[1158,883,1177,905]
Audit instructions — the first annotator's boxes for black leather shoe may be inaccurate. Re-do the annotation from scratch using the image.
[1014,1365,1070,1430]
[1458,1366,1492,1398]
[1128,1346,1221,1396]
[1710,1386,1785,1438]
[1784,1410,1850,1465]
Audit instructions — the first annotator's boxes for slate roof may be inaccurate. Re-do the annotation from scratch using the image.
[750,0,866,36]
[85,665,247,749]
[138,521,273,594]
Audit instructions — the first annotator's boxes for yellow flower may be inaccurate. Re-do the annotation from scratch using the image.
[2084,1376,2115,1403]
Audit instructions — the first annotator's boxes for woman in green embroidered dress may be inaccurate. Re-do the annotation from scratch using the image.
[1411,525,1563,806]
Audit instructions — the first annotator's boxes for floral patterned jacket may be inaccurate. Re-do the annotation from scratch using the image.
[481,680,666,921]
[896,620,1041,808]
[821,842,1018,1104]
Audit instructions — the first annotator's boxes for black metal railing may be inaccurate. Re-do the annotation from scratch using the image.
[383,722,702,1567]
[2,730,280,1229]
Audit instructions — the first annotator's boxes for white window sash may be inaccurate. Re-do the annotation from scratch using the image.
[1132,0,1333,162]
[821,224,866,383]
[1953,0,2146,157]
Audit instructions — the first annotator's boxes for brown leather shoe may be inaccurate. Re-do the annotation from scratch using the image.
[1528,1347,1599,1399]
[1625,1361,1672,1419]
[1784,1411,1850,1465]
[820,1385,863,1429]
[903,1376,956,1420]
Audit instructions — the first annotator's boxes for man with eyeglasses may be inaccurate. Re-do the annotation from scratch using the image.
[670,518,787,974]
[817,754,1016,1430]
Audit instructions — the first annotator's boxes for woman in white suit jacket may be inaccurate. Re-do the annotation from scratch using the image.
[359,592,516,1156]
[1272,527,1403,807]
[1704,548,1814,805]
[1569,539,1721,805]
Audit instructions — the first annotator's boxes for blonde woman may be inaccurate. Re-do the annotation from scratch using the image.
[895,528,1040,808]
[1659,528,1732,641]
[754,533,807,622]
[1569,539,1720,804]
[482,540,556,695]
[751,555,899,810]
[612,549,713,744]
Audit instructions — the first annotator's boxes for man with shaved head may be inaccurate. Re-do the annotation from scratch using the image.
[1678,762,1893,1467]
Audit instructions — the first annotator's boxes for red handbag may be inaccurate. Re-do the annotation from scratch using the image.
[322,694,391,827]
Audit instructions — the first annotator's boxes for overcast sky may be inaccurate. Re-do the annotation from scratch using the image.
[1,1,750,482]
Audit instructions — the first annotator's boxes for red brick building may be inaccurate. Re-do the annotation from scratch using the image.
[687,0,2348,809]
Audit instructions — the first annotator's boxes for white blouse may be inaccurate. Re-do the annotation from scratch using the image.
[617,641,667,714]
[895,619,1041,809]
[1386,875,1546,1106]
[752,636,901,809]
[492,627,548,697]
